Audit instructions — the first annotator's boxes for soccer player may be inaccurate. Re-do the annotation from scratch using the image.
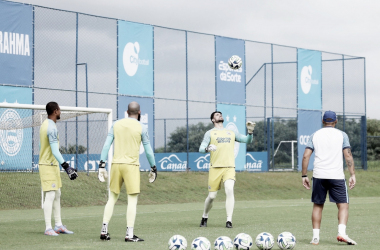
[39,102,78,236]
[198,111,255,228]
[302,111,357,245]
[98,101,157,242]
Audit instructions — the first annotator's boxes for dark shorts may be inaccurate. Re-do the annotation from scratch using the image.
[311,177,349,204]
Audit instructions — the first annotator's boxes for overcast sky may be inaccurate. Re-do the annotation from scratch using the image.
[14,0,380,118]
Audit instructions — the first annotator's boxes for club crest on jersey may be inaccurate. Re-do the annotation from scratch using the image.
[52,183,56,188]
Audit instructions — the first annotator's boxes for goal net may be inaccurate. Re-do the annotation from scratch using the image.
[0,103,112,210]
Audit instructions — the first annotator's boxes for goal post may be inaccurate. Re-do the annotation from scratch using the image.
[0,103,113,209]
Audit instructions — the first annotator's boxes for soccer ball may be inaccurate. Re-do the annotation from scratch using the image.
[255,232,274,250]
[191,237,211,250]
[214,236,233,250]
[169,235,188,250]
[233,233,253,250]
[277,232,296,249]
[228,55,242,70]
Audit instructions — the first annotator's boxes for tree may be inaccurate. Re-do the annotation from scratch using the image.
[59,144,87,154]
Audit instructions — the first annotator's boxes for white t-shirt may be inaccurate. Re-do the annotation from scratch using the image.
[306,127,350,179]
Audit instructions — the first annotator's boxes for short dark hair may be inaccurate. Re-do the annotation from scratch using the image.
[46,102,59,115]
[210,111,222,122]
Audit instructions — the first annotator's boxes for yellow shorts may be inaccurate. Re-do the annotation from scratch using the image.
[208,167,235,192]
[110,163,140,195]
[39,164,62,191]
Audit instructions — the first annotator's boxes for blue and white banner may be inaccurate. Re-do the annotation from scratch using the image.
[155,153,187,171]
[0,1,33,86]
[297,49,322,110]
[297,110,322,171]
[217,104,246,171]
[245,152,268,172]
[33,154,101,172]
[118,21,153,96]
[189,152,210,172]
[215,36,245,104]
[0,86,32,170]
[118,96,154,171]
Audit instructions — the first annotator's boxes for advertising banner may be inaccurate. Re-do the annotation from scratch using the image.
[155,153,187,171]
[0,86,32,170]
[245,151,268,172]
[188,152,210,172]
[297,110,322,171]
[118,21,153,96]
[298,49,322,110]
[33,154,101,172]
[217,104,246,171]
[118,96,154,171]
[215,36,245,104]
[0,1,33,86]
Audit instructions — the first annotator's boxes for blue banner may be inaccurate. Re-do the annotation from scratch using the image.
[118,96,154,171]
[217,104,246,170]
[118,21,153,96]
[188,152,210,172]
[215,37,245,104]
[297,110,322,171]
[0,1,33,86]
[245,152,268,172]
[0,86,32,170]
[155,153,187,171]
[297,49,322,110]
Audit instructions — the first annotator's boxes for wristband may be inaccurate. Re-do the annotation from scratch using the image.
[302,175,308,178]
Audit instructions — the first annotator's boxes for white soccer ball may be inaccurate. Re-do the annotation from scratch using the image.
[234,233,253,250]
[277,232,296,249]
[169,235,188,250]
[255,232,274,250]
[214,236,233,250]
[228,55,242,70]
[191,237,211,250]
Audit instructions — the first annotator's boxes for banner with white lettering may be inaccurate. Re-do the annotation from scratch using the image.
[0,86,32,170]
[215,36,245,104]
[189,152,210,172]
[297,110,322,171]
[0,1,32,86]
[245,152,268,172]
[297,49,321,110]
[118,96,154,171]
[217,104,246,171]
[155,153,187,172]
[118,21,153,96]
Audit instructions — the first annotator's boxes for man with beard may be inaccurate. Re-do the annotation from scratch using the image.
[39,102,78,236]
[199,111,255,228]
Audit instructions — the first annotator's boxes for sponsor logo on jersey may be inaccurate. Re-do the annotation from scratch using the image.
[245,153,263,171]
[216,137,231,143]
[0,31,31,56]
[194,154,210,170]
[218,60,242,83]
[158,154,187,171]
[123,42,150,77]
[0,109,23,156]
[300,65,319,94]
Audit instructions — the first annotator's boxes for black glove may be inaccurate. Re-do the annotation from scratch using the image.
[148,165,157,183]
[61,162,78,180]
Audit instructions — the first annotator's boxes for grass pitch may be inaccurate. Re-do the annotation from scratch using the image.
[1,197,379,249]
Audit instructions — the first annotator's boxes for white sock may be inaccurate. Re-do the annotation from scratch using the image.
[313,229,320,240]
[126,227,134,238]
[203,191,217,218]
[224,180,235,221]
[101,223,108,234]
[338,224,346,235]
[53,189,62,227]
[44,191,56,231]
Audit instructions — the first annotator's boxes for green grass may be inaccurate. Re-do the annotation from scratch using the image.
[0,198,379,249]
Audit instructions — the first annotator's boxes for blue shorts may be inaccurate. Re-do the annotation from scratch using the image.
[311,178,349,204]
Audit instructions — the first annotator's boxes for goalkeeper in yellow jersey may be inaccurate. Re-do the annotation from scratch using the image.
[199,111,255,228]
[97,101,157,242]
[39,102,78,236]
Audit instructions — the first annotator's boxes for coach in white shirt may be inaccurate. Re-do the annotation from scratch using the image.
[302,111,357,245]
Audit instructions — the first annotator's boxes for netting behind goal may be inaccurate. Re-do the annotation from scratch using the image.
[0,103,112,210]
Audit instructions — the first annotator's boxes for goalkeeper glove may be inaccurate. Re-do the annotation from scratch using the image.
[148,165,157,183]
[206,144,217,152]
[98,160,108,182]
[61,162,78,180]
[246,121,256,134]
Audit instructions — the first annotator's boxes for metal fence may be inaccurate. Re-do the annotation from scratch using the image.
[0,1,367,171]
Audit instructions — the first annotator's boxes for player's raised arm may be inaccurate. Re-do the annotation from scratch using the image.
[141,125,157,183]
[98,124,114,182]
[234,121,255,143]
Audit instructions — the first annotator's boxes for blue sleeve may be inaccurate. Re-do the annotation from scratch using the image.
[306,133,314,150]
[100,124,114,162]
[342,132,351,149]
[50,142,64,165]
[199,131,211,153]
[234,130,253,143]
[141,125,156,167]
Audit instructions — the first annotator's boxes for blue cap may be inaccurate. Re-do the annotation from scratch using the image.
[323,111,337,122]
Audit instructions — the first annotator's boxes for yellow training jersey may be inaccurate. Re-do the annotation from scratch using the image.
[39,119,59,166]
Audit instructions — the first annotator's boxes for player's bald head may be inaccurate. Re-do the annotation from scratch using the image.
[128,101,140,115]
